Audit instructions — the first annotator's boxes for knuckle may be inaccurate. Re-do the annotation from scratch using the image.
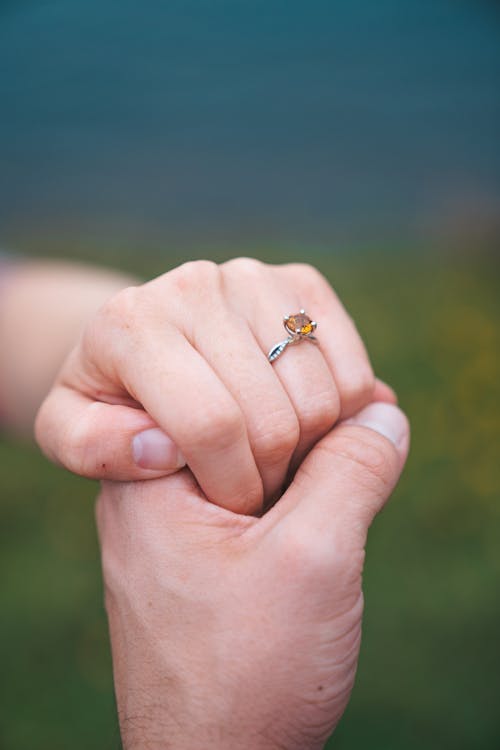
[333,432,396,492]
[86,286,145,357]
[165,261,222,318]
[168,259,220,293]
[99,285,142,326]
[278,525,339,578]
[297,387,340,437]
[285,262,330,290]
[286,527,326,568]
[189,401,246,453]
[64,402,109,476]
[252,410,300,465]
[340,367,376,412]
[223,256,264,277]
[276,522,365,595]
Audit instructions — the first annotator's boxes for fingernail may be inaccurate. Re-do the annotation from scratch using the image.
[344,403,409,450]
[132,428,186,471]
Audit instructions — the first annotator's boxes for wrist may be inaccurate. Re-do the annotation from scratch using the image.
[108,616,315,750]
[118,703,312,750]
[114,657,323,750]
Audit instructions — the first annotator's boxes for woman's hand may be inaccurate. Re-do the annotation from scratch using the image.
[97,402,410,750]
[36,258,394,514]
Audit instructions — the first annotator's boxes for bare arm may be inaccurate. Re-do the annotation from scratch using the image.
[0,258,137,436]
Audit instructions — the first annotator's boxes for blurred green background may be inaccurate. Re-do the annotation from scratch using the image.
[1,1,499,748]
[2,249,499,750]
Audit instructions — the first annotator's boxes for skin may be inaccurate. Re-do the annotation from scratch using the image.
[0,259,136,435]
[97,401,410,750]
[1,256,407,747]
[35,257,396,515]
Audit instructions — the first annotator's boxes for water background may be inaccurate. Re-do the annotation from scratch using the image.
[1,0,499,252]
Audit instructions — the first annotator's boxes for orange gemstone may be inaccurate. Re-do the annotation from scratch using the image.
[285,313,314,335]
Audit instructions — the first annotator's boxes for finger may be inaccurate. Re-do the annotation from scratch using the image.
[89,319,264,515]
[222,259,341,486]
[265,327,340,483]
[187,307,301,502]
[285,264,376,420]
[372,378,397,404]
[262,403,410,549]
[36,386,186,480]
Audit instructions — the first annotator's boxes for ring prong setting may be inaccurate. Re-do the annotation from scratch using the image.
[270,310,318,362]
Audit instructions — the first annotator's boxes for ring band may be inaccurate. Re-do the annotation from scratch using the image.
[268,310,318,363]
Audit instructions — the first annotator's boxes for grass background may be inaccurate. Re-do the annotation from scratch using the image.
[1,247,499,749]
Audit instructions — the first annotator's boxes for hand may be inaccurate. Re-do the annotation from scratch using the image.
[96,402,409,750]
[36,258,394,514]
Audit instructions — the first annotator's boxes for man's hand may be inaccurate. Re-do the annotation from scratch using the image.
[36,258,395,515]
[97,402,409,750]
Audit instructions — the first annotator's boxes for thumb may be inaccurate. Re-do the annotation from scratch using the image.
[268,403,410,546]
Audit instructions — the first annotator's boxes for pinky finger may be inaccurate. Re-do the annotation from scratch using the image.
[372,378,398,404]
[35,386,186,481]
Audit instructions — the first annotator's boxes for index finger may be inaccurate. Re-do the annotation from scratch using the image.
[81,298,264,514]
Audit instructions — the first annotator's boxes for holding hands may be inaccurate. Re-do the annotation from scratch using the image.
[36,258,394,514]
[33,257,409,749]
[97,400,408,749]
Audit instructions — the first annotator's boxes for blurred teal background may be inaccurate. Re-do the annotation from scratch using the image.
[1,1,499,749]
[1,0,499,250]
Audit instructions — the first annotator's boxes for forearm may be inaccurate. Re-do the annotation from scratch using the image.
[0,259,138,436]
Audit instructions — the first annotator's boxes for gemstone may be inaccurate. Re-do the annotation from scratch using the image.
[285,312,314,336]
